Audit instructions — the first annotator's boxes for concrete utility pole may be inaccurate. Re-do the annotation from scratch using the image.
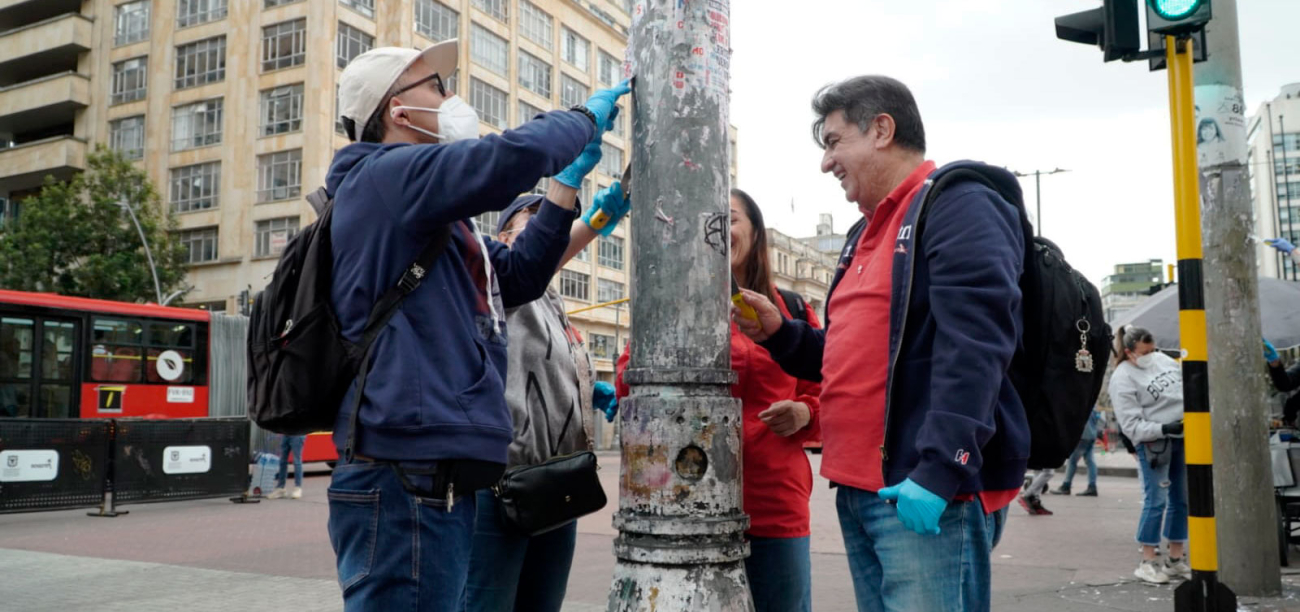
[609,0,752,610]
[1193,0,1281,595]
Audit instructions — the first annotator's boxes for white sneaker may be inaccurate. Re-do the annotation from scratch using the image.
[266,487,286,500]
[1163,557,1192,580]
[290,487,302,499]
[1135,560,1171,584]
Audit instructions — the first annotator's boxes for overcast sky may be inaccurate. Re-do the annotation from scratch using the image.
[727,0,1300,286]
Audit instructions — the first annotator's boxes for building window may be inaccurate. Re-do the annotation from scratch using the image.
[257,149,303,203]
[177,0,226,28]
[110,57,148,105]
[415,0,458,42]
[336,22,374,69]
[261,84,304,136]
[612,104,625,137]
[517,100,544,127]
[470,23,508,76]
[340,0,374,18]
[109,116,146,160]
[598,236,624,269]
[598,51,620,87]
[263,19,307,72]
[470,78,507,130]
[335,84,346,135]
[560,270,589,301]
[597,278,624,303]
[255,217,300,258]
[171,98,223,151]
[573,244,589,261]
[518,51,551,98]
[175,37,226,89]
[519,1,553,49]
[589,333,614,359]
[265,0,302,6]
[472,0,507,23]
[170,161,221,213]
[599,142,623,177]
[114,1,150,46]
[561,28,589,72]
[179,227,218,264]
[581,178,593,210]
[560,74,588,110]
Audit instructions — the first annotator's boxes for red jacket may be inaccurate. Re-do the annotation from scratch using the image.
[616,293,822,538]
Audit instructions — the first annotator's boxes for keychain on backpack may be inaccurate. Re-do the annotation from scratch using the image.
[1074,319,1094,373]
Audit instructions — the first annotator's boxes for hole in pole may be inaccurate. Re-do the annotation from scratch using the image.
[674,445,708,481]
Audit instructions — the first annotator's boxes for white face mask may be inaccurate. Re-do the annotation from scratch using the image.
[390,96,480,143]
[1134,353,1156,369]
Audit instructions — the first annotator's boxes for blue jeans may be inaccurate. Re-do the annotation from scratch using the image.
[275,435,305,489]
[745,535,812,612]
[463,490,576,612]
[1135,438,1188,546]
[1061,439,1097,489]
[836,485,1002,612]
[327,460,477,612]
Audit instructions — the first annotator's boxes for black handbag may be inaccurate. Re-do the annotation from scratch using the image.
[493,450,606,536]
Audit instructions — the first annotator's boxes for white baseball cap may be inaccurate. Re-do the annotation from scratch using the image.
[338,39,459,138]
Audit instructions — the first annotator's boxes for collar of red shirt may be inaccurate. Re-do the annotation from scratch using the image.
[859,160,937,221]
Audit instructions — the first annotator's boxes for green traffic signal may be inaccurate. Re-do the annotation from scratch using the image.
[1149,0,1203,21]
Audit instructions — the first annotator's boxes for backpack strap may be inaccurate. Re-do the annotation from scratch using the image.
[777,288,809,323]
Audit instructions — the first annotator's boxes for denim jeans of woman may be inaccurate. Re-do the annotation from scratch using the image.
[463,489,577,612]
[1134,438,1188,547]
[275,434,305,489]
[745,535,812,612]
[1060,439,1097,490]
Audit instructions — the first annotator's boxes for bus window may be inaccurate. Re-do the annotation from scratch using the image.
[91,318,144,383]
[148,322,194,348]
[146,348,193,384]
[42,321,75,381]
[1,317,34,417]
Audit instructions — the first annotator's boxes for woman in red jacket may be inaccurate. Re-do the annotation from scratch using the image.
[617,188,821,612]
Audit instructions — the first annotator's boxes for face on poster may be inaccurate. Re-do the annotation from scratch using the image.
[1194,84,1247,167]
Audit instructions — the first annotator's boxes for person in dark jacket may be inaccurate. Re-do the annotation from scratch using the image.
[734,75,1027,612]
[1264,339,1300,425]
[325,40,628,612]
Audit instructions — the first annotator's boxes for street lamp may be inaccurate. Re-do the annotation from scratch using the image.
[1010,168,1070,236]
[115,198,164,305]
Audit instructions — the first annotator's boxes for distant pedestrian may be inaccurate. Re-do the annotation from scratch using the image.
[267,434,305,499]
[1018,469,1055,515]
[1052,410,1102,497]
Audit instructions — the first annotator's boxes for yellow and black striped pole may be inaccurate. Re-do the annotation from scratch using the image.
[1166,34,1237,612]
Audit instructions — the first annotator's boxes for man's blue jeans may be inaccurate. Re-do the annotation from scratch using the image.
[1061,439,1097,489]
[745,535,812,612]
[327,460,477,612]
[835,485,1003,612]
[463,489,577,612]
[275,435,305,489]
[1134,438,1188,547]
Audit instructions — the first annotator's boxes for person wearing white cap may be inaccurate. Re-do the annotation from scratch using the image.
[324,39,629,612]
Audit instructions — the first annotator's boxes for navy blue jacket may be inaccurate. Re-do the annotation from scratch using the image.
[760,161,1030,500]
[326,110,593,464]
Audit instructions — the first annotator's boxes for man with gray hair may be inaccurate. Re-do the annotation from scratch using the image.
[735,75,1029,611]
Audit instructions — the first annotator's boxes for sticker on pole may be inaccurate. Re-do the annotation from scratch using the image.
[167,387,195,403]
[1194,84,1248,167]
[163,446,211,475]
[0,450,60,482]
[155,350,185,382]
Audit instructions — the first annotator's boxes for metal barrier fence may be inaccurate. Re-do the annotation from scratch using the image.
[0,419,112,513]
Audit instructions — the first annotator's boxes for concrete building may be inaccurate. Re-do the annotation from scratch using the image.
[799,212,847,257]
[1100,259,1165,323]
[768,227,837,319]
[1247,82,1300,281]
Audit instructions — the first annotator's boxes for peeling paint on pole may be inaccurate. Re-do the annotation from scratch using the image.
[609,0,751,610]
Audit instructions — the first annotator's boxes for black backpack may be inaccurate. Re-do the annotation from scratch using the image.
[918,169,1112,470]
[246,187,450,438]
[777,288,810,323]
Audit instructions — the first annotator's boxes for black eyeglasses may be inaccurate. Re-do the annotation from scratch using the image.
[392,72,446,98]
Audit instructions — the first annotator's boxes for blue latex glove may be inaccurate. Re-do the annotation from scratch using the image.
[593,381,618,423]
[554,139,603,188]
[877,478,948,535]
[583,80,632,135]
[1266,237,1296,254]
[583,181,631,236]
[1265,338,1280,363]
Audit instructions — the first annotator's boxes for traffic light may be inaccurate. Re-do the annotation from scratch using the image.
[1054,0,1140,62]
[1147,0,1212,35]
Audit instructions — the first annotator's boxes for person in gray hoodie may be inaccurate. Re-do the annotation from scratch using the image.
[1108,325,1189,585]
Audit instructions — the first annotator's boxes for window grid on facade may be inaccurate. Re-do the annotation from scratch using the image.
[470,23,509,76]
[474,210,501,236]
[470,78,508,129]
[340,0,374,18]
[261,84,304,136]
[336,23,374,69]
[599,142,623,177]
[111,57,147,105]
[265,0,301,6]
[562,28,590,71]
[257,149,303,203]
[180,227,218,264]
[598,236,624,269]
[171,98,224,151]
[114,1,150,46]
[560,74,588,110]
[589,333,614,359]
[415,0,459,42]
[612,104,625,137]
[597,278,624,304]
[175,37,226,89]
[263,19,307,72]
[519,1,553,49]
[255,217,300,258]
[177,0,226,28]
[517,51,551,98]
[573,244,589,261]
[170,161,221,213]
[560,270,589,301]
[109,116,146,160]
[472,0,507,22]
[517,100,544,127]
[598,51,619,87]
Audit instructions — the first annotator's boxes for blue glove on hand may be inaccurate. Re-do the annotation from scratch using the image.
[1265,338,1281,363]
[593,381,618,423]
[554,140,604,188]
[1266,237,1296,254]
[877,478,948,535]
[583,181,631,236]
[583,80,632,135]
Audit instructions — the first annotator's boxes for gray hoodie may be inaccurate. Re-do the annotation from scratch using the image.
[1109,352,1184,444]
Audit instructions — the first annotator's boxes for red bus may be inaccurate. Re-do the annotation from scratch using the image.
[0,289,337,463]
